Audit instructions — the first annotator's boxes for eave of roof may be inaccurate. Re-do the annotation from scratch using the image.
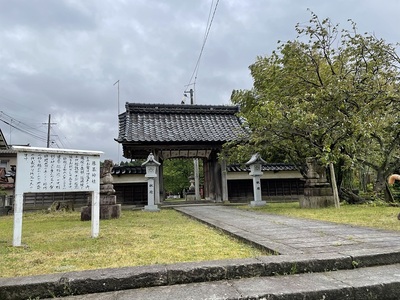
[227,163,299,172]
[0,149,17,155]
[112,163,299,176]
[125,103,240,115]
[111,165,146,175]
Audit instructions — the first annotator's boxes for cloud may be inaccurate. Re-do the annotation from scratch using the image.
[1,0,400,163]
[0,0,96,31]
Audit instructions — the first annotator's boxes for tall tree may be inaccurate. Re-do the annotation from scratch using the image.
[229,12,400,199]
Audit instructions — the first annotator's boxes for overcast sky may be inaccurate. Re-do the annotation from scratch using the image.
[1,0,399,163]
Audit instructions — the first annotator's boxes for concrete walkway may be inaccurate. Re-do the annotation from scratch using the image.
[1,205,400,299]
[175,205,400,255]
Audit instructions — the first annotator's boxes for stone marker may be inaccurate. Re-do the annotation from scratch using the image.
[300,157,334,208]
[81,159,121,221]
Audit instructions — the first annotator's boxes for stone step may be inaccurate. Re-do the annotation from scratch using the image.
[1,252,399,300]
[46,263,400,299]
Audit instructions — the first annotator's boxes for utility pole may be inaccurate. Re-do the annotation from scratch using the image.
[114,80,120,115]
[114,80,120,164]
[184,88,194,105]
[47,114,51,148]
[183,88,200,200]
[43,114,56,148]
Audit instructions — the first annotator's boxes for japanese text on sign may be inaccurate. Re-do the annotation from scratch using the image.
[18,152,100,193]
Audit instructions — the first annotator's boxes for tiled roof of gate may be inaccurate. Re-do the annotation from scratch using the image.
[116,103,249,143]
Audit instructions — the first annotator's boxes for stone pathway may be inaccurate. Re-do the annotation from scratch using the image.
[175,205,400,255]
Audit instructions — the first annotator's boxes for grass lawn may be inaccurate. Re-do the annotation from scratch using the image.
[241,202,400,231]
[0,209,264,278]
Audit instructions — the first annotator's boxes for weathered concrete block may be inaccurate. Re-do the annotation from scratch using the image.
[304,187,333,197]
[300,187,335,208]
[258,253,353,276]
[80,206,91,221]
[165,258,265,285]
[0,264,169,300]
[100,183,115,194]
[166,262,226,284]
[186,194,196,201]
[80,204,121,221]
[341,248,400,268]
[100,195,117,205]
[85,195,117,206]
[100,204,121,219]
[300,157,335,208]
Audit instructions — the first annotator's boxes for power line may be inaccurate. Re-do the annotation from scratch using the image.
[0,111,47,135]
[51,139,61,148]
[183,0,220,103]
[186,0,218,86]
[51,127,70,149]
[0,111,70,148]
[0,118,47,142]
[49,116,73,149]
[0,111,48,142]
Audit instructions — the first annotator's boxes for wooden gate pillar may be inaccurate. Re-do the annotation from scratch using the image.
[221,159,229,202]
[203,158,211,200]
[209,150,222,202]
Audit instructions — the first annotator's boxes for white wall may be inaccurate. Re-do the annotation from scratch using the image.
[112,174,146,184]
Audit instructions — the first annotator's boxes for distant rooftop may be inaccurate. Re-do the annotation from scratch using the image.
[0,129,9,150]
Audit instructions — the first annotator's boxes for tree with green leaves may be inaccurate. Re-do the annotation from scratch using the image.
[229,12,400,201]
[163,159,202,196]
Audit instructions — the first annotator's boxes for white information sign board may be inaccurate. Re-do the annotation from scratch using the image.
[12,146,103,247]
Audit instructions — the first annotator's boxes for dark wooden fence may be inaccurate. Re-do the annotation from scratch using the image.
[114,182,147,206]
[0,192,89,212]
[22,192,89,210]
[228,178,305,203]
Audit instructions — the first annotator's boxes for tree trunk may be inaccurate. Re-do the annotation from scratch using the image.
[339,188,367,204]
[335,158,345,189]
[375,170,391,201]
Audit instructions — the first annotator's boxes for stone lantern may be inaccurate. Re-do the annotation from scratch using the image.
[186,174,196,201]
[142,153,161,212]
[246,153,267,207]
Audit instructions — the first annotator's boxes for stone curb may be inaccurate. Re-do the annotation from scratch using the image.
[1,250,400,300]
[40,264,400,300]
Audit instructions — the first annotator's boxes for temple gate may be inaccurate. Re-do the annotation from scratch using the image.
[115,103,248,202]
